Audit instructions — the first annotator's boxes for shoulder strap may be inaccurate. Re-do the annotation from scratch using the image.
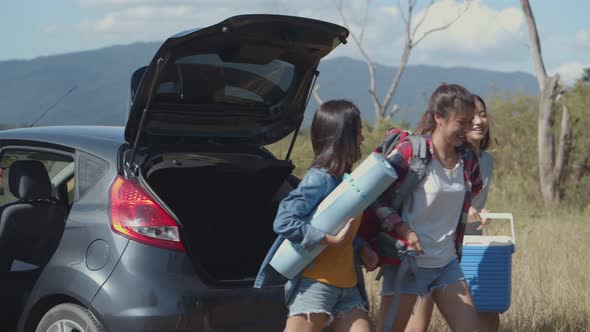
[407,135,429,176]
[389,135,430,211]
[377,131,404,157]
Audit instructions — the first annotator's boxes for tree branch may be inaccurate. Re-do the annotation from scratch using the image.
[359,0,371,43]
[389,103,401,119]
[405,0,414,47]
[520,0,548,89]
[381,45,410,116]
[411,0,435,39]
[381,0,471,118]
[412,0,472,47]
[335,0,472,120]
[398,0,408,25]
[312,82,323,105]
[334,0,382,116]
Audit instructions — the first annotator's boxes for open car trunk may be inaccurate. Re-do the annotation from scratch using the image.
[141,151,294,284]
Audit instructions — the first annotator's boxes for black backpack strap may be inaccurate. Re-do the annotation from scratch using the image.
[377,133,402,157]
[390,135,430,211]
[408,135,428,160]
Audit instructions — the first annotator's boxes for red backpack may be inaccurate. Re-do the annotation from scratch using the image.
[358,128,431,266]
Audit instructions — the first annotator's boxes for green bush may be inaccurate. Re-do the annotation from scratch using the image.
[268,84,590,213]
[266,89,590,330]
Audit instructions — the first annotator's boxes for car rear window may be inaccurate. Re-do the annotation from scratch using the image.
[154,54,295,106]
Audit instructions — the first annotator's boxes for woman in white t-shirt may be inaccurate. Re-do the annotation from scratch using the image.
[405,94,497,332]
[371,83,484,332]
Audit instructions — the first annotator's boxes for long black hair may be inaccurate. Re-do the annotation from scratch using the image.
[472,94,491,151]
[310,100,362,177]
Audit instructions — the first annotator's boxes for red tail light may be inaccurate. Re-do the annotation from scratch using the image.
[109,176,185,251]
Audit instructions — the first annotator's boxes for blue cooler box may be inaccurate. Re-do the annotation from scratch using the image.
[460,213,516,313]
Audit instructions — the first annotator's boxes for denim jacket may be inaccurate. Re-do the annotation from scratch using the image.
[254,167,368,305]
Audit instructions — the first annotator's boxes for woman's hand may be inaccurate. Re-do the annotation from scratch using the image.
[468,206,490,230]
[394,222,424,255]
[359,245,379,271]
[467,206,481,223]
[477,208,490,230]
[322,218,355,247]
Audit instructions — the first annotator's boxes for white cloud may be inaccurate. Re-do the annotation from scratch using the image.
[78,0,160,7]
[94,14,118,32]
[553,62,589,85]
[576,29,590,48]
[381,6,399,18]
[412,0,524,52]
[43,24,58,34]
[77,0,362,49]
[74,0,533,71]
[336,0,530,70]
[79,4,208,41]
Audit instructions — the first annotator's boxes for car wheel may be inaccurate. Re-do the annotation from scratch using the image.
[35,303,104,332]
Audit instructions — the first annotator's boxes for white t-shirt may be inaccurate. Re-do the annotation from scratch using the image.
[401,158,466,268]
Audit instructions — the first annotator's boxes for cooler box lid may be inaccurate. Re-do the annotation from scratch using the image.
[463,235,514,247]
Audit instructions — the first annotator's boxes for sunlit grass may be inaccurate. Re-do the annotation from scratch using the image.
[267,121,590,331]
[363,210,590,332]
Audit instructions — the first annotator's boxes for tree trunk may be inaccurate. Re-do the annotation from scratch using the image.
[380,44,411,120]
[336,0,469,122]
[521,0,570,206]
[537,80,558,203]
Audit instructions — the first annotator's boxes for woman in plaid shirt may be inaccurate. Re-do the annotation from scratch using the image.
[404,94,498,332]
[371,84,483,332]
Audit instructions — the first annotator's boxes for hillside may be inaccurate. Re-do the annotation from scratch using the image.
[0,42,537,128]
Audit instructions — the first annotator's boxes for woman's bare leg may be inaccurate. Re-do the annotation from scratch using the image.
[432,280,478,332]
[284,313,329,332]
[376,294,418,332]
[333,307,372,332]
[477,312,499,332]
[404,295,434,332]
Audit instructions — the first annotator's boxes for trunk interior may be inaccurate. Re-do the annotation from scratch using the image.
[142,151,295,284]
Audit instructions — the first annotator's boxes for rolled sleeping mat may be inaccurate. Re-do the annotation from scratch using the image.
[269,152,398,279]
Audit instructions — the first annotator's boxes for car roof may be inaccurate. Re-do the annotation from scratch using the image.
[0,126,125,161]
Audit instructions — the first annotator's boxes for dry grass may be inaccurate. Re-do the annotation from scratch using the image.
[363,211,590,332]
[266,120,590,331]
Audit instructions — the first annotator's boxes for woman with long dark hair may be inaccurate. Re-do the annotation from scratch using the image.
[256,100,377,332]
[370,84,483,332]
[404,94,497,332]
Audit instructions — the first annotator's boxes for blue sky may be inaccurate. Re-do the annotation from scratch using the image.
[2,0,589,83]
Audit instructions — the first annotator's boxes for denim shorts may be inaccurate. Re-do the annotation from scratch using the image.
[287,277,368,322]
[381,258,465,296]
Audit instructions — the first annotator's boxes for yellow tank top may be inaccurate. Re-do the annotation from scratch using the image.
[301,215,362,288]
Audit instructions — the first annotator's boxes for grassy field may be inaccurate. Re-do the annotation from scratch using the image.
[267,120,590,331]
[363,210,590,332]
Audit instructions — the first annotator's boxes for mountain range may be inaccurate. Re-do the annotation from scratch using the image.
[0,42,538,129]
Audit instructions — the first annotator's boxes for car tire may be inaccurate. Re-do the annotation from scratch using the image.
[35,303,104,332]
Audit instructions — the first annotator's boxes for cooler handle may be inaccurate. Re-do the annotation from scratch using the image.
[478,212,515,245]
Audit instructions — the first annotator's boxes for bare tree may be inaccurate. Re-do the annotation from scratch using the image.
[331,0,471,120]
[312,82,323,105]
[520,0,571,205]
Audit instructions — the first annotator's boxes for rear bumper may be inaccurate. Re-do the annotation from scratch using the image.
[91,241,286,332]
